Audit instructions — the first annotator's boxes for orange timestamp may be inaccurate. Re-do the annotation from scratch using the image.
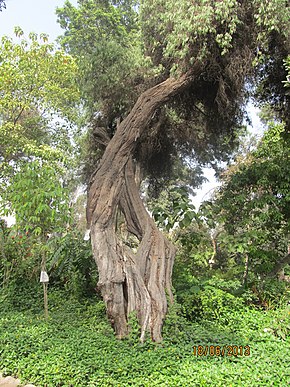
[192,345,250,357]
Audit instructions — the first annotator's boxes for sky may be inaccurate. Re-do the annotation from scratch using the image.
[0,0,264,215]
[0,0,77,41]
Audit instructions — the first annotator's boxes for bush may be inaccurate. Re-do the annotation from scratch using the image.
[250,277,290,309]
[47,230,98,298]
[176,276,244,322]
[0,223,41,308]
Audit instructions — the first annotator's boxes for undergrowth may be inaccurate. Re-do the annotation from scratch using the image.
[0,288,289,386]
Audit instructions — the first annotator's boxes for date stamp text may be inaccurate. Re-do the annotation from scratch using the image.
[192,345,250,357]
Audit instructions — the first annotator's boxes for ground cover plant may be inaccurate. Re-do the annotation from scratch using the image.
[0,288,289,386]
[0,1,289,385]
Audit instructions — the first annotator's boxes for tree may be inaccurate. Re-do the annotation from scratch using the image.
[1,160,70,236]
[0,29,80,229]
[0,29,79,189]
[213,122,290,282]
[0,31,80,318]
[57,0,290,341]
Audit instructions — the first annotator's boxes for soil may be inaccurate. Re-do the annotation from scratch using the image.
[0,374,35,387]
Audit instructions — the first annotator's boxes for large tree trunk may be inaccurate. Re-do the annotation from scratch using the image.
[86,65,201,341]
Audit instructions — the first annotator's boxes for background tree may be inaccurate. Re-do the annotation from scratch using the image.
[213,122,290,287]
[0,31,80,304]
[57,0,290,341]
[0,29,79,191]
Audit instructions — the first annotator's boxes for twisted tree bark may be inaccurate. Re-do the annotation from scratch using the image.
[87,65,201,341]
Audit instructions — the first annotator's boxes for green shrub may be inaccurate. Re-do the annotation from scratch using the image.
[176,277,244,322]
[251,277,290,309]
[47,230,98,298]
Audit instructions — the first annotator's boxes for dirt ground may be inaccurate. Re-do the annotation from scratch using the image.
[0,374,35,387]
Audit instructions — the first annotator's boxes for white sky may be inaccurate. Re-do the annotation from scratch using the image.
[0,0,264,215]
[0,0,77,41]
[192,104,264,208]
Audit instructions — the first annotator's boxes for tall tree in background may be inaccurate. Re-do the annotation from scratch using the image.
[213,122,290,280]
[0,30,79,190]
[0,30,80,237]
[57,0,290,341]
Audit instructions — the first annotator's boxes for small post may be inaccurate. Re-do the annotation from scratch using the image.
[43,282,48,319]
[40,269,49,319]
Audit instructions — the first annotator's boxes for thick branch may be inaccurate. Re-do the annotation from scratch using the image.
[268,253,290,278]
[87,63,202,226]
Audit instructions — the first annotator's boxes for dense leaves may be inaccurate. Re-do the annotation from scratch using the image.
[0,30,81,241]
[0,289,289,386]
[0,30,79,170]
[57,1,290,194]
[196,122,289,289]
[56,0,140,118]
[0,160,70,236]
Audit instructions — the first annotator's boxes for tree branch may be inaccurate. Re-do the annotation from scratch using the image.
[268,253,290,278]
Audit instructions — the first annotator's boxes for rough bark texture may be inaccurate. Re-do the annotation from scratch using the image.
[87,65,201,341]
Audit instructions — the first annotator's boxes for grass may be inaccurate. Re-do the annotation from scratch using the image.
[0,288,289,386]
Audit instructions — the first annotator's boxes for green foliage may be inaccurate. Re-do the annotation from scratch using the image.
[47,230,97,298]
[58,1,290,190]
[162,299,191,344]
[0,30,79,169]
[252,278,290,309]
[56,0,140,116]
[142,0,242,67]
[0,289,289,386]
[0,222,43,309]
[0,230,32,287]
[213,122,290,278]
[126,311,142,345]
[1,160,70,236]
[141,0,290,73]
[0,219,97,308]
[0,31,80,237]
[151,185,197,232]
[175,276,244,322]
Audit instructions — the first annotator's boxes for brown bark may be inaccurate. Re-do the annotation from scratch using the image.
[87,65,201,341]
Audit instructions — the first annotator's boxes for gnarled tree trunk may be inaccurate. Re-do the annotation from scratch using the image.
[86,65,201,341]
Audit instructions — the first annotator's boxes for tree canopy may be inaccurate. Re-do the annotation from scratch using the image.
[211,122,290,277]
[0,30,79,169]
[57,0,290,190]
[0,30,80,233]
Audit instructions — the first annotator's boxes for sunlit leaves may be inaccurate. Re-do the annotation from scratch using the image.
[253,0,290,39]
[0,31,80,167]
[151,186,197,232]
[141,0,290,74]
[0,160,70,236]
